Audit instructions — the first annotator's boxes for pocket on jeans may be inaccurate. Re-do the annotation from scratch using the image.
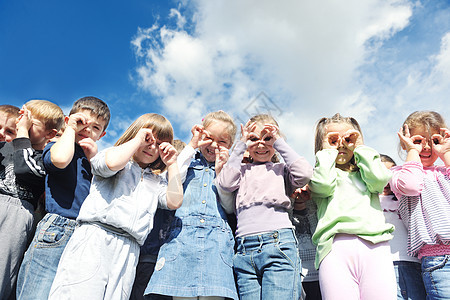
[219,234,235,268]
[36,224,70,247]
[422,255,449,273]
[276,241,299,268]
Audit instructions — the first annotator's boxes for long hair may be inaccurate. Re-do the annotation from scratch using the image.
[115,113,174,172]
[314,113,363,171]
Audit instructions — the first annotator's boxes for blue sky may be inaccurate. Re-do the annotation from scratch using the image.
[1,0,450,164]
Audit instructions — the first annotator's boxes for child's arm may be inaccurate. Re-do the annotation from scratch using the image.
[105,128,154,172]
[50,113,90,169]
[13,106,46,187]
[13,139,46,188]
[389,124,425,196]
[354,146,392,194]
[160,142,183,209]
[214,144,235,214]
[274,138,313,191]
[308,149,338,198]
[216,122,253,192]
[390,162,424,197]
[432,128,450,167]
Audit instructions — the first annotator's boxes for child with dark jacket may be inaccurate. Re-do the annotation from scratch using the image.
[0,100,64,300]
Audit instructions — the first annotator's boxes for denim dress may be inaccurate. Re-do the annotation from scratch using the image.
[145,152,238,300]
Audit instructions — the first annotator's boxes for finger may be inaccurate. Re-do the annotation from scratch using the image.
[197,139,213,147]
[403,124,410,138]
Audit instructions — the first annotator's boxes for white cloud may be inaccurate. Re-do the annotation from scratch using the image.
[131,0,425,163]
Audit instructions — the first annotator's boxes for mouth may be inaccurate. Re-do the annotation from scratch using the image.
[255,150,269,155]
[143,151,153,157]
[78,133,88,139]
[420,153,431,159]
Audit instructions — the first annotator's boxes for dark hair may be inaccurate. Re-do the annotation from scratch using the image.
[69,96,111,130]
[380,154,396,166]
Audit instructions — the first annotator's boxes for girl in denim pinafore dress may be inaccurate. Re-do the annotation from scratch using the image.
[146,111,238,300]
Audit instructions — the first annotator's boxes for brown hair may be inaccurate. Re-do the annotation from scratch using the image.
[115,113,173,172]
[69,96,111,130]
[202,110,237,146]
[401,111,446,136]
[380,154,396,167]
[314,113,363,171]
[0,105,20,118]
[25,100,64,131]
[398,111,447,158]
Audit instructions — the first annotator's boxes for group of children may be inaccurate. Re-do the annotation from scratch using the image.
[0,97,449,300]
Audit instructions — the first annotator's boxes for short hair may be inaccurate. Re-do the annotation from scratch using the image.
[25,100,64,131]
[314,113,363,172]
[0,105,20,118]
[202,110,237,146]
[380,154,396,166]
[115,113,174,172]
[69,96,111,130]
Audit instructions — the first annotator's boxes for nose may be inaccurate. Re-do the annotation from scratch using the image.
[0,129,4,138]
[211,141,217,148]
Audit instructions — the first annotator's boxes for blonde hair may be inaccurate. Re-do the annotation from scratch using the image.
[25,100,64,131]
[314,113,363,171]
[115,113,174,172]
[202,110,237,146]
[398,111,447,158]
[402,111,446,136]
[247,114,281,163]
[0,105,20,118]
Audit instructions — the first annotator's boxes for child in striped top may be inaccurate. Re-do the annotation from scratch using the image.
[390,110,450,299]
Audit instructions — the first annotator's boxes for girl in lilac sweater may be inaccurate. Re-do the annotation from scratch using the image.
[217,114,312,300]
[390,111,450,299]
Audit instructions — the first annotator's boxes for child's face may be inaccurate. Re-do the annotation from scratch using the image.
[0,112,17,142]
[325,123,355,169]
[409,125,439,167]
[28,117,52,149]
[72,110,107,143]
[247,123,276,163]
[133,138,161,168]
[200,120,232,163]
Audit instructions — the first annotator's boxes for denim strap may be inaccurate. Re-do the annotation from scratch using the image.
[37,214,57,242]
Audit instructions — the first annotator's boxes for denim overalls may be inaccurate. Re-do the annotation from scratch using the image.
[146,152,238,300]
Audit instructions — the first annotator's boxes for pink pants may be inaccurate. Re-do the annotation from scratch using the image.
[319,234,396,300]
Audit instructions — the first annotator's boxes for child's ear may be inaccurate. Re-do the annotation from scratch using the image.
[64,116,70,125]
[45,129,58,140]
[98,131,106,140]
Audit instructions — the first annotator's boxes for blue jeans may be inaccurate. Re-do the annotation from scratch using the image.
[394,261,426,300]
[233,228,301,300]
[16,213,77,300]
[422,255,450,300]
